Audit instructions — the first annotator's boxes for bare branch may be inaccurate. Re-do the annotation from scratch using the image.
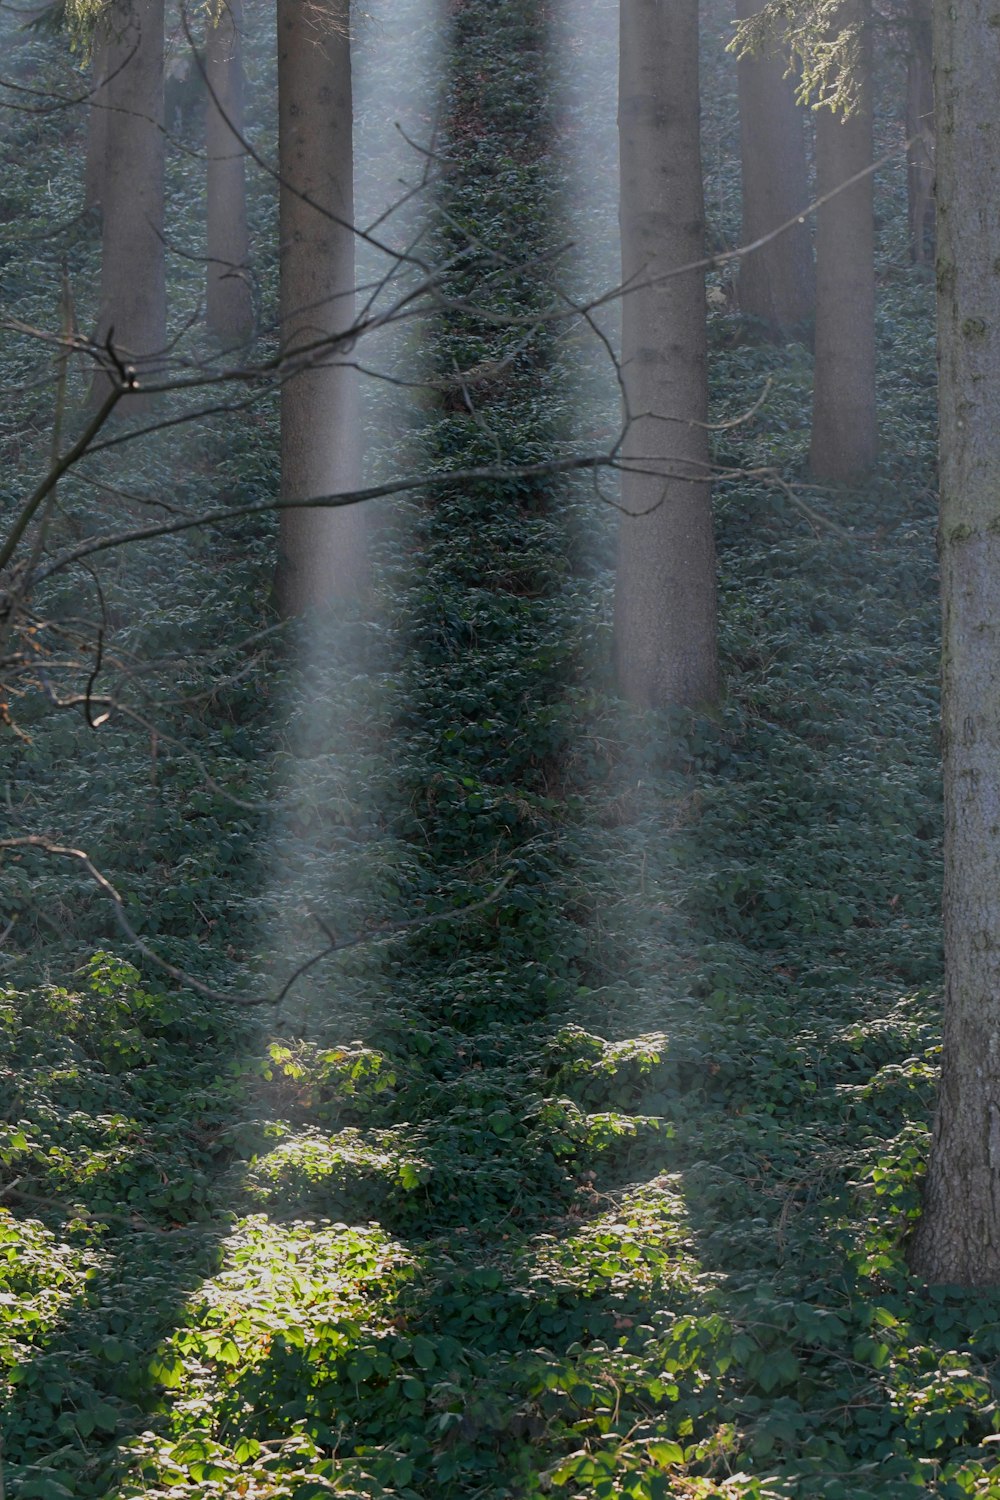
[0,383,123,579]
[0,835,517,1008]
[30,450,620,585]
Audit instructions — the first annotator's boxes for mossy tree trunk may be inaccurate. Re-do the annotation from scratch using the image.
[274,0,366,615]
[908,0,1000,1288]
[613,0,718,710]
[809,0,877,483]
[205,0,254,344]
[734,0,814,336]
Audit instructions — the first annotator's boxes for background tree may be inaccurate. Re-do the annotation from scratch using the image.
[90,0,167,398]
[205,0,254,343]
[734,0,815,335]
[614,0,718,710]
[904,0,934,265]
[84,24,109,213]
[908,0,1000,1287]
[809,0,877,481]
[273,0,366,614]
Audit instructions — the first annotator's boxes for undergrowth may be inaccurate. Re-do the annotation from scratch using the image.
[1,0,988,1496]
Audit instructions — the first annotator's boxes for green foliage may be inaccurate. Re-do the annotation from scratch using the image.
[728,0,870,116]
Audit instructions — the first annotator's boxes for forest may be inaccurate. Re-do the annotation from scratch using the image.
[2,0,999,1494]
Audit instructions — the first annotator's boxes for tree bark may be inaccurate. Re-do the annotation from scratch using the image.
[908,0,1000,1288]
[90,0,166,403]
[734,0,814,335]
[205,0,254,344]
[809,0,877,483]
[274,0,366,615]
[613,0,718,711]
[905,0,934,265]
[84,28,110,214]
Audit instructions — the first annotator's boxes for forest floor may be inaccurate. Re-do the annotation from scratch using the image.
[3,0,995,1497]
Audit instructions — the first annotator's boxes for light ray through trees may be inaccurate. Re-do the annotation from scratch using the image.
[260,0,442,1025]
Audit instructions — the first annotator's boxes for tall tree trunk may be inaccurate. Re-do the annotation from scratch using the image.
[734,0,814,335]
[809,0,877,483]
[84,27,110,214]
[274,0,366,615]
[613,0,718,710]
[91,0,166,402]
[908,0,1000,1288]
[205,0,254,343]
[906,0,934,265]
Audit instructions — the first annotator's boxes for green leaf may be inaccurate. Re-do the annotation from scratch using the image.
[647,1440,684,1466]
[90,1400,120,1433]
[17,1478,76,1500]
[149,1354,185,1388]
[398,1161,423,1191]
[412,1334,437,1370]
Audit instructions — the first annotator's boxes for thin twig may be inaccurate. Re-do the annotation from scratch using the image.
[0,836,517,1008]
[31,451,619,584]
[0,383,123,576]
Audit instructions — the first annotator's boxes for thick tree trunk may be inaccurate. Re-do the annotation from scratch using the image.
[906,0,934,265]
[908,0,1000,1288]
[613,0,718,711]
[274,0,366,615]
[205,0,254,343]
[91,0,166,401]
[734,0,814,335]
[809,0,877,483]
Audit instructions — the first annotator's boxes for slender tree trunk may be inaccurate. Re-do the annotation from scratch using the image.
[906,0,934,265]
[205,0,254,343]
[613,0,718,711]
[734,0,814,335]
[91,0,166,402]
[84,28,110,214]
[809,0,877,482]
[908,0,1000,1288]
[274,0,366,615]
